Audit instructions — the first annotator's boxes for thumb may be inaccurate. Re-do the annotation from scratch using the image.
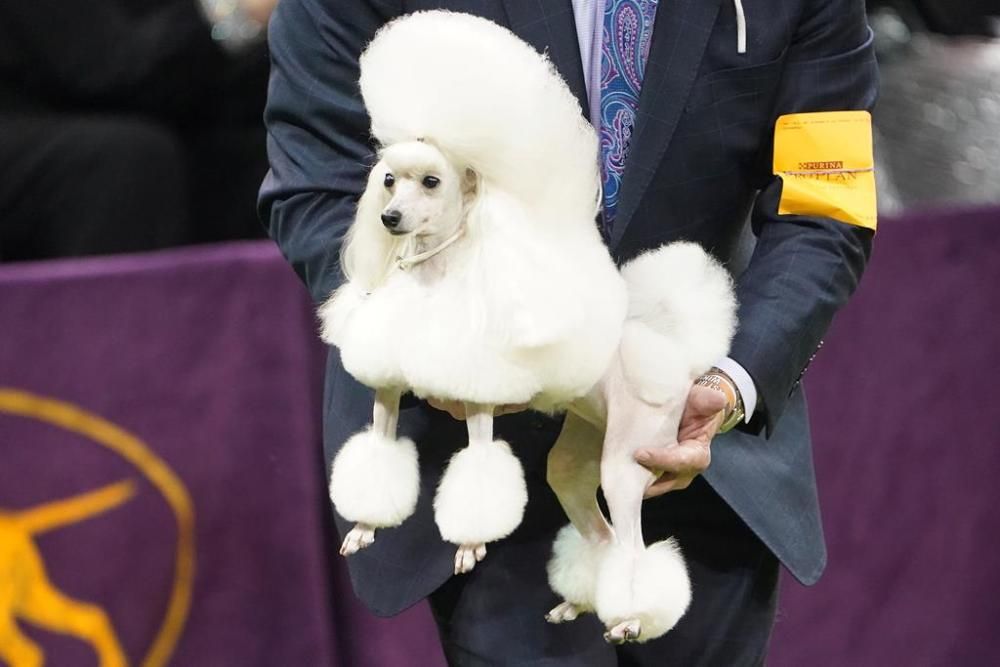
[689,385,728,417]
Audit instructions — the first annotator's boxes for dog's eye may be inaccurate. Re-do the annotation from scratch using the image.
[383,173,395,188]
[422,176,440,189]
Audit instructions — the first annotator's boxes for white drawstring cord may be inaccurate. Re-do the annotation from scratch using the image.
[395,226,466,270]
[734,0,747,54]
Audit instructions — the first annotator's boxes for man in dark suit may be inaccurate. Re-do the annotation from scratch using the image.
[259,0,877,664]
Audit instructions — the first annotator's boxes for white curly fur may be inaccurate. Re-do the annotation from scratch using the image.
[433,440,528,545]
[542,244,735,643]
[322,10,626,407]
[614,244,737,407]
[329,429,420,527]
[594,540,692,643]
[327,200,626,404]
[359,11,600,232]
[547,524,609,610]
[621,242,737,377]
[316,10,738,644]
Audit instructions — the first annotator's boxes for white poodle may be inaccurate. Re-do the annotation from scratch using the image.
[319,11,736,644]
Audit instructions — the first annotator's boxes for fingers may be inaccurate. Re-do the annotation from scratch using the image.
[635,388,721,499]
[678,403,725,442]
[636,439,710,472]
[644,472,696,498]
[645,471,676,498]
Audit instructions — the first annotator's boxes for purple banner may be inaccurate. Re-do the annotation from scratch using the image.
[2,204,996,666]
[769,206,1000,666]
[0,244,337,667]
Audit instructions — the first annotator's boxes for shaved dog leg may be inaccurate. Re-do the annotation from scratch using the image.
[599,405,659,644]
[597,359,681,644]
[600,400,659,551]
[545,409,612,622]
[452,404,494,574]
[601,399,662,552]
[464,403,493,445]
[373,387,403,438]
[601,359,667,549]
[339,387,404,556]
[548,411,612,541]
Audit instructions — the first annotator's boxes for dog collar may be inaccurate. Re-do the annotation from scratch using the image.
[395,226,466,270]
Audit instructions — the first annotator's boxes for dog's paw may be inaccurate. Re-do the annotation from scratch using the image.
[603,619,642,645]
[545,601,585,624]
[594,539,690,643]
[340,523,376,556]
[453,543,487,574]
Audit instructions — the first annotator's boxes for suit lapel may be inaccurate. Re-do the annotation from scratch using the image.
[611,0,722,249]
[499,0,589,116]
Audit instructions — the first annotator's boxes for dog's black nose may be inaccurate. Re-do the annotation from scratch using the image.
[381,210,402,229]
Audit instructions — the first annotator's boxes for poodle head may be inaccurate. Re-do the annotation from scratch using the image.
[371,140,476,239]
[341,140,479,290]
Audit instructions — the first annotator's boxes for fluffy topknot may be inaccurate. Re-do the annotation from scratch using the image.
[359,11,601,231]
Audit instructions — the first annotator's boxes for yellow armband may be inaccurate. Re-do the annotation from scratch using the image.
[774,110,877,232]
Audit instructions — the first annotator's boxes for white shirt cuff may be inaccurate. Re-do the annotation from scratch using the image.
[714,357,757,423]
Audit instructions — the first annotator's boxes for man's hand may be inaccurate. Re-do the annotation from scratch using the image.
[426,399,528,420]
[635,385,728,498]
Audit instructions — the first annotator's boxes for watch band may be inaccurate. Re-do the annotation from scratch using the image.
[694,368,745,433]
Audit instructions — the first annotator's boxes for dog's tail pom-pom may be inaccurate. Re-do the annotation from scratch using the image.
[547,524,608,610]
[594,539,692,642]
[434,440,528,545]
[621,242,737,372]
[329,428,420,528]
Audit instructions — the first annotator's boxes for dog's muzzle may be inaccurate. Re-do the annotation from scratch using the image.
[381,209,404,233]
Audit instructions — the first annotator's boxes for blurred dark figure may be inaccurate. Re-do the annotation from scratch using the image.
[868,0,1000,37]
[865,0,1000,213]
[0,0,275,261]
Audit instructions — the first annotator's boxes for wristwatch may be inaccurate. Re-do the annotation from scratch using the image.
[694,367,745,433]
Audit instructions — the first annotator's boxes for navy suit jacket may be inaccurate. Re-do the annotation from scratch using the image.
[260,0,877,616]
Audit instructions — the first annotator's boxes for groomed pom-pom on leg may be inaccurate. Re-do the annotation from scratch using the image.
[594,539,691,644]
[545,524,610,623]
[329,388,420,555]
[433,404,527,574]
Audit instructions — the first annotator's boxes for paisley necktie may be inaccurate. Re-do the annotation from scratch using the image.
[599,0,659,234]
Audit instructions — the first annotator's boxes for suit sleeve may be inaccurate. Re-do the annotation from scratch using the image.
[728,0,878,435]
[258,0,400,305]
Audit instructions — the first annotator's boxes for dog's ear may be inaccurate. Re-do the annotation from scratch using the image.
[341,168,399,290]
[462,168,479,200]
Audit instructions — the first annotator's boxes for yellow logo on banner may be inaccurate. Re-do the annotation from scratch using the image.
[0,389,195,667]
[774,110,878,231]
[0,482,135,666]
